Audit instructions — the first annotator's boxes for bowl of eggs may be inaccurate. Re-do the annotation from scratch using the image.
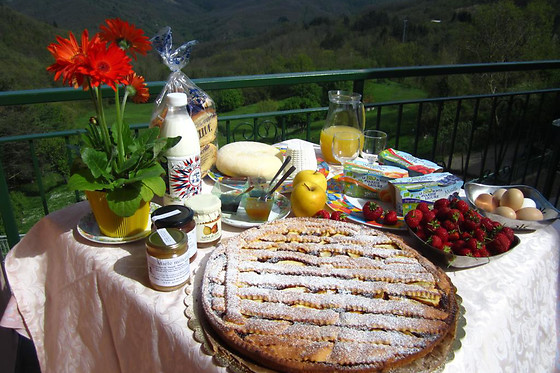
[464,182,560,231]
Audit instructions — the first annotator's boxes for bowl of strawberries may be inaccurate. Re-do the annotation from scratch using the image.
[404,197,520,268]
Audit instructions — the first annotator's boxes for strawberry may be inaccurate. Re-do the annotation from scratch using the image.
[330,211,348,222]
[473,228,486,242]
[474,247,491,257]
[383,210,398,225]
[431,208,439,219]
[447,208,464,224]
[427,235,443,250]
[501,226,515,244]
[465,238,480,251]
[314,209,331,219]
[451,239,466,253]
[447,229,460,241]
[441,219,457,232]
[434,227,449,242]
[454,199,470,214]
[405,209,423,229]
[455,247,473,256]
[481,217,495,232]
[487,232,511,254]
[415,226,428,241]
[436,206,451,221]
[494,220,503,228]
[416,202,431,215]
[461,219,477,232]
[434,198,450,210]
[464,209,481,225]
[362,201,383,222]
[461,231,472,240]
[421,210,436,225]
[425,219,441,234]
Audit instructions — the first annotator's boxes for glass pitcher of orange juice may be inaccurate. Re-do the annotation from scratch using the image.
[320,90,365,164]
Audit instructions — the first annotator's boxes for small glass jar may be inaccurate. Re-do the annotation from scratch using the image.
[244,196,273,221]
[185,194,222,247]
[151,205,197,261]
[145,228,190,292]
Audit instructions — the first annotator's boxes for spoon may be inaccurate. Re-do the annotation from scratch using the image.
[268,155,292,188]
[261,165,296,201]
[240,185,254,196]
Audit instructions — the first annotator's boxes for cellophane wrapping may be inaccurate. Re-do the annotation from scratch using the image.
[150,27,218,178]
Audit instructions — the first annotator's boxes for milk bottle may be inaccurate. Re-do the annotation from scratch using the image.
[160,92,202,205]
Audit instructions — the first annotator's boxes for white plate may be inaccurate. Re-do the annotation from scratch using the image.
[207,142,329,194]
[325,176,407,231]
[77,202,160,244]
[221,193,291,228]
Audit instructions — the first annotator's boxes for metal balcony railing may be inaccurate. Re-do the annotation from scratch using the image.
[1,61,560,251]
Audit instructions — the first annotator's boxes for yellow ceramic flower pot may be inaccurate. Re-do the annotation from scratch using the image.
[85,190,150,238]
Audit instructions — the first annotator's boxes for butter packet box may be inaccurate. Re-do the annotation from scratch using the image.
[378,148,442,176]
[342,159,409,202]
[389,172,463,215]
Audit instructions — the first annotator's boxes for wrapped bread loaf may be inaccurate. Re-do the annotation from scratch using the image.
[150,27,218,178]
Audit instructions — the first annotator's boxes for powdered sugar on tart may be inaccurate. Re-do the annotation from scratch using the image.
[201,218,458,373]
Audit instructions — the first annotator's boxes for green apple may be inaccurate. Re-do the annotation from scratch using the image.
[292,170,327,192]
[290,181,327,217]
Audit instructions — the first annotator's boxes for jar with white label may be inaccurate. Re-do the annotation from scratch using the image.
[151,205,197,261]
[184,194,222,247]
[145,228,190,292]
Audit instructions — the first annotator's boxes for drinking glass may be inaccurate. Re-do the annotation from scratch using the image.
[361,130,387,163]
[332,132,361,166]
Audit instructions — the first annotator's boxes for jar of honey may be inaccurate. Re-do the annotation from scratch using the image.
[244,196,273,221]
[145,228,190,292]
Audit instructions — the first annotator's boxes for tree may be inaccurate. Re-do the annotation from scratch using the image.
[214,89,245,112]
[459,0,558,92]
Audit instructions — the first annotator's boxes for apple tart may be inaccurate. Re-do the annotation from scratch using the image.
[201,218,458,373]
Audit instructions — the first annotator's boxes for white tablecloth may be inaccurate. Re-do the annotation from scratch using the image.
[1,141,559,372]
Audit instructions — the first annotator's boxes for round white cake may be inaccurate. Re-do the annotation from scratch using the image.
[216,141,283,180]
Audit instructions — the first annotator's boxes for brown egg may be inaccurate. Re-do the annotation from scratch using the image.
[494,206,517,219]
[475,193,497,212]
[516,207,544,221]
[492,188,508,201]
[500,188,524,211]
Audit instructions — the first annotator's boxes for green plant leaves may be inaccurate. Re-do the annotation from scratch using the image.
[71,118,182,216]
[141,175,166,196]
[81,147,112,180]
[67,168,108,191]
[106,185,143,217]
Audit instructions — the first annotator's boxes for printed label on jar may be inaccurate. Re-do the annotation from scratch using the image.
[166,155,202,201]
[186,228,197,258]
[196,213,222,243]
[146,251,190,288]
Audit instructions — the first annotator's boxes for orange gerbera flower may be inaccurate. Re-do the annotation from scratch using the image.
[46,30,100,88]
[83,42,133,91]
[123,73,150,103]
[99,18,152,59]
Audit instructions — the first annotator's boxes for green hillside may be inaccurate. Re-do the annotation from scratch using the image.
[1,0,560,237]
[0,6,62,89]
